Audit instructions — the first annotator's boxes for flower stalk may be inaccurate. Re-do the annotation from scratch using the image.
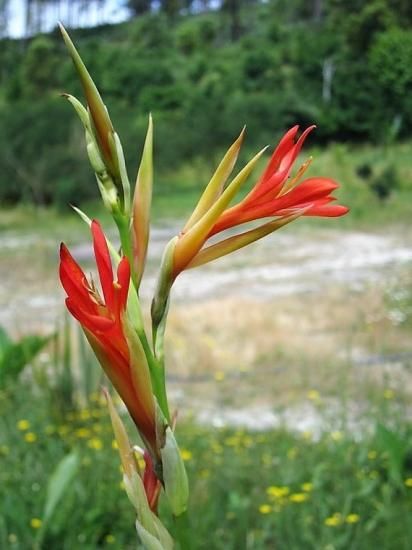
[58,24,348,550]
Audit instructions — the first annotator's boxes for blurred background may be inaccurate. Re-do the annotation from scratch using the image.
[1,1,412,549]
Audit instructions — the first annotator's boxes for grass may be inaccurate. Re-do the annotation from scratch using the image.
[1,378,412,550]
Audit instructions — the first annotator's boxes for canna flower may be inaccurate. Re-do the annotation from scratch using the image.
[173,125,348,275]
[152,125,348,333]
[59,220,157,455]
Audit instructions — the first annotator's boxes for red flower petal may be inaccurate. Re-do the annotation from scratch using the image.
[259,125,299,183]
[91,220,115,311]
[59,243,94,308]
[116,257,130,311]
[304,204,349,217]
[66,298,114,333]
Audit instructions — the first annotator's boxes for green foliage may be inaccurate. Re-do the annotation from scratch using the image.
[20,36,60,98]
[369,28,412,126]
[2,379,412,549]
[1,5,412,206]
[0,326,51,386]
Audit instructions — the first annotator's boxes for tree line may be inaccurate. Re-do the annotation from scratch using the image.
[0,0,412,206]
[0,0,338,40]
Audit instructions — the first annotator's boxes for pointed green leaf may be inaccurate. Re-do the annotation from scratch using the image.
[59,24,115,174]
[133,114,153,287]
[43,453,79,524]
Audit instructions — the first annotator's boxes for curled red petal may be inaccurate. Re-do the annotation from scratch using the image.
[66,298,114,333]
[59,243,91,301]
[284,125,316,170]
[304,204,349,217]
[269,178,339,212]
[259,125,299,183]
[91,220,115,311]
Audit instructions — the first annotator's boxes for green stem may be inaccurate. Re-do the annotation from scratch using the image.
[113,210,137,287]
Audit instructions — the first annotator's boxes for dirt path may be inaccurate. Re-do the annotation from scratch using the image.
[1,224,411,332]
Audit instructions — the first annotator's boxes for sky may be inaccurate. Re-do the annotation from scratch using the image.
[7,0,130,37]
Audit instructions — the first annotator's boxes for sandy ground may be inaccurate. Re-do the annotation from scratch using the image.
[1,222,411,431]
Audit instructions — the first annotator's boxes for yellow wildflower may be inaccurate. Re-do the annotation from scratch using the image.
[30,518,42,529]
[301,482,313,492]
[346,514,360,524]
[17,419,30,431]
[180,449,193,461]
[266,486,290,499]
[404,478,412,488]
[259,504,272,514]
[289,493,308,503]
[24,432,37,443]
[88,437,103,450]
[75,428,91,439]
[324,513,342,527]
[214,371,225,382]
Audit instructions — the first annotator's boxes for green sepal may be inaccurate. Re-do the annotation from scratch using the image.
[124,472,174,550]
[151,236,178,347]
[161,427,189,517]
[132,114,154,288]
[104,389,140,479]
